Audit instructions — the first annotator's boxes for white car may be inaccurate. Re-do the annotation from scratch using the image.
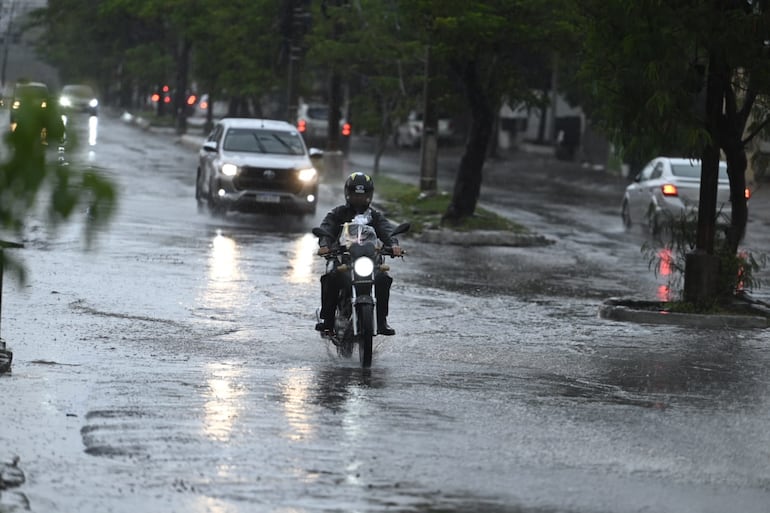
[196,118,320,218]
[394,110,454,148]
[59,84,99,115]
[296,101,350,151]
[621,156,746,234]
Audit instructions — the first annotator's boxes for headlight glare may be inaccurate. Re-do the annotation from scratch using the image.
[221,163,238,176]
[298,167,317,182]
[353,257,374,277]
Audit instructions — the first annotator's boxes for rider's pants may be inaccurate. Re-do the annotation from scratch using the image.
[320,270,393,326]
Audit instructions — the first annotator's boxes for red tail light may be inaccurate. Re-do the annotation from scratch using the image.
[745,188,751,200]
[297,119,307,133]
[661,184,678,197]
[341,122,351,137]
[151,93,161,102]
[186,94,197,106]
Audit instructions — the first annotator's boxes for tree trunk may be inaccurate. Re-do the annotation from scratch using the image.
[684,50,726,306]
[722,140,748,253]
[695,50,728,255]
[328,71,342,152]
[536,91,547,144]
[174,37,191,135]
[204,91,215,134]
[443,60,494,224]
[718,81,752,255]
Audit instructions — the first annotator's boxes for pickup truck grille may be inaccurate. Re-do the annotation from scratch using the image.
[234,166,300,193]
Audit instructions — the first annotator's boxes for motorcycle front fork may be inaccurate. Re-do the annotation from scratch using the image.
[350,282,376,336]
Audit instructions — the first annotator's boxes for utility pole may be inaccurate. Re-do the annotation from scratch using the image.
[419,44,438,196]
[286,0,308,125]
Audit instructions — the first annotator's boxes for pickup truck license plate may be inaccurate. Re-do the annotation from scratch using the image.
[256,194,280,203]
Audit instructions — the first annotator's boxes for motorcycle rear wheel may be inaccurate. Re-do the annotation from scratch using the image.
[357,304,374,368]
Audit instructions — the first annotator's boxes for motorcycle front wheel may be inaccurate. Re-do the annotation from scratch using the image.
[357,303,374,368]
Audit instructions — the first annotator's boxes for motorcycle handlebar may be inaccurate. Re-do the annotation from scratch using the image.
[317,246,406,258]
[381,246,406,257]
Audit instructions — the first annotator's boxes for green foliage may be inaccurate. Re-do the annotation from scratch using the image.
[641,209,766,307]
[305,0,426,140]
[0,101,116,282]
[574,1,770,160]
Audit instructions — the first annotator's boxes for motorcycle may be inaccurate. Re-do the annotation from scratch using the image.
[312,216,410,368]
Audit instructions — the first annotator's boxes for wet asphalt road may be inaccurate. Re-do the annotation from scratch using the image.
[1,113,769,513]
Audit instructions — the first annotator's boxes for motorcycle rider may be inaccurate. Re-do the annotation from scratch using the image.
[315,171,403,336]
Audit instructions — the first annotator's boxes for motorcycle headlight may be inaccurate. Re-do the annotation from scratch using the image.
[353,257,374,277]
[298,167,317,182]
[221,163,238,176]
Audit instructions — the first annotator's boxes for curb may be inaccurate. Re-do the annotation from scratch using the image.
[598,297,769,329]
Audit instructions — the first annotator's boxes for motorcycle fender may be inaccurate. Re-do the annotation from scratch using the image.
[353,295,374,306]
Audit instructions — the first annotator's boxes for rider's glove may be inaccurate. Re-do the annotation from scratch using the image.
[318,246,331,256]
[391,245,403,257]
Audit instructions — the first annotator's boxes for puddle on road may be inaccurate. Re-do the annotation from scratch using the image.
[541,373,668,409]
[537,333,763,410]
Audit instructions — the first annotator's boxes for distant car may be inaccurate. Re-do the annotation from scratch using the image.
[394,110,454,148]
[196,117,320,217]
[10,81,51,125]
[59,84,99,115]
[621,156,749,234]
[9,81,65,145]
[296,101,351,152]
[188,93,228,119]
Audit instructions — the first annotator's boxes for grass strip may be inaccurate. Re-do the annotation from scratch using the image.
[374,175,530,234]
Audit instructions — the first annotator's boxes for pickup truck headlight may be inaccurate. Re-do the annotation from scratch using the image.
[298,167,317,182]
[221,163,238,176]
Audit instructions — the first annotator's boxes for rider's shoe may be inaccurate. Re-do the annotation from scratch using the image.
[377,322,396,336]
[315,322,325,332]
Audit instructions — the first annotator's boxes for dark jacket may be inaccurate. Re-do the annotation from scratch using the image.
[318,205,398,248]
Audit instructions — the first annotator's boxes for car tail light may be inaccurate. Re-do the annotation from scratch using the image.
[661,184,678,196]
[745,188,751,200]
[341,122,351,137]
[297,119,307,133]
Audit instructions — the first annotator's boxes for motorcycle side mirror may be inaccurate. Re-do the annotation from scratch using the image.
[391,222,410,237]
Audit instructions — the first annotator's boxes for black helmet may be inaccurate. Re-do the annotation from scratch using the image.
[344,172,374,213]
